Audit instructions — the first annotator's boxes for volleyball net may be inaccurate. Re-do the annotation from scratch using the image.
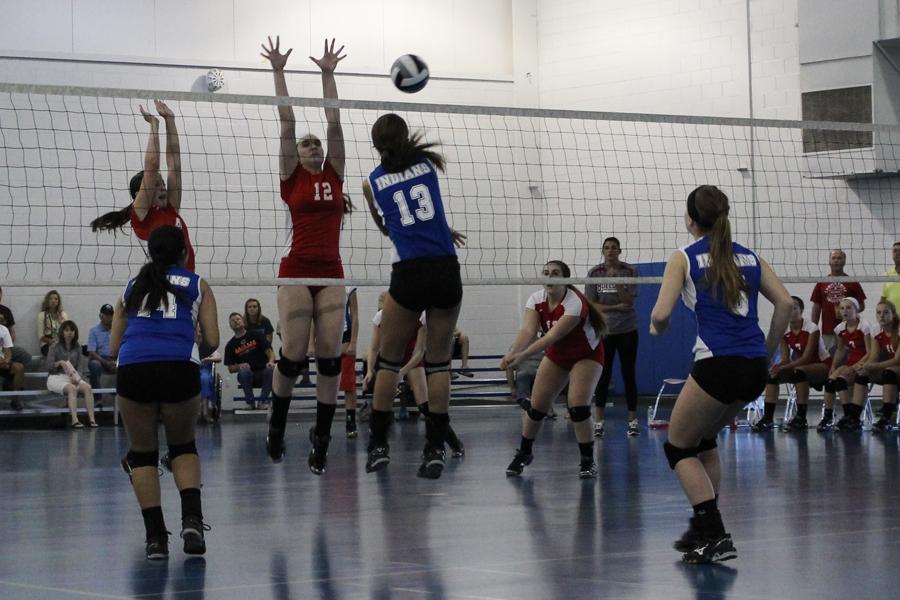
[2,81,899,287]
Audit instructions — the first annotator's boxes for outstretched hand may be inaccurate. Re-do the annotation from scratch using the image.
[154,99,174,119]
[450,229,467,248]
[261,35,293,71]
[310,38,346,73]
[139,105,158,126]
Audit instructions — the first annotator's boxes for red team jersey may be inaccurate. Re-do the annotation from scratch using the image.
[279,161,344,278]
[131,205,195,272]
[526,288,603,370]
[834,320,873,366]
[784,319,830,363]
[875,330,897,359]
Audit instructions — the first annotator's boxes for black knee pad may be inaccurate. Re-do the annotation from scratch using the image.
[855,376,869,387]
[526,407,547,422]
[375,354,404,374]
[277,350,306,378]
[123,449,159,474]
[882,370,899,384]
[567,405,591,422]
[696,437,718,453]
[663,441,699,470]
[424,360,451,376]
[766,375,780,385]
[168,440,198,461]
[824,378,847,393]
[792,369,807,382]
[315,356,342,377]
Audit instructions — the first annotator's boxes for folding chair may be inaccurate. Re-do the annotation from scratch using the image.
[649,378,685,427]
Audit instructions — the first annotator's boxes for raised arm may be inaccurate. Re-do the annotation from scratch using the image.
[363,180,389,236]
[132,105,160,221]
[310,38,346,178]
[261,36,299,180]
[155,100,182,211]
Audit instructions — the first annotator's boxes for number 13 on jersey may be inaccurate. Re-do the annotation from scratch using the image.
[393,184,435,226]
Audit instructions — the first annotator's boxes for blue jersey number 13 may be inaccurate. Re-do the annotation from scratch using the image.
[392,184,435,226]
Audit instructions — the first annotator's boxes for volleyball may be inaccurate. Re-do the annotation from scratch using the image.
[390,54,429,93]
[206,68,225,92]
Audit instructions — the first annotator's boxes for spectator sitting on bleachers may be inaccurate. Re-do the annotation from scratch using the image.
[46,320,97,428]
[37,290,69,356]
[199,348,222,424]
[1,317,26,410]
[244,298,274,344]
[87,304,117,400]
[451,327,473,378]
[224,312,275,410]
[0,285,34,370]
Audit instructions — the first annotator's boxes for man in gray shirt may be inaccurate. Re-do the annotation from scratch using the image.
[585,237,640,438]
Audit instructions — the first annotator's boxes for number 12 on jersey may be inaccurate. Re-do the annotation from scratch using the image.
[393,184,435,226]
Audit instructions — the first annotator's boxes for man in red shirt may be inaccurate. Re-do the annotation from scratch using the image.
[810,249,866,351]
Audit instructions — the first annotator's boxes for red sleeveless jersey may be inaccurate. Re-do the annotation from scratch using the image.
[526,288,603,369]
[783,319,829,362]
[875,330,897,359]
[834,320,873,366]
[131,205,195,272]
[280,161,344,264]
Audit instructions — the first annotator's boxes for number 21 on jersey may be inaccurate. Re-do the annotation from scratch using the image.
[393,184,435,226]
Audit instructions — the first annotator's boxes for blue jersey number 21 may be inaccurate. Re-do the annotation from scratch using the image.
[392,184,435,226]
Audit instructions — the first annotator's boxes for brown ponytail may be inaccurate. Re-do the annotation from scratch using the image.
[91,204,133,232]
[688,185,746,311]
[371,113,446,173]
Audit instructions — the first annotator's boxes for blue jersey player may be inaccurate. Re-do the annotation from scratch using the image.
[110,225,220,560]
[361,113,466,479]
[650,185,792,564]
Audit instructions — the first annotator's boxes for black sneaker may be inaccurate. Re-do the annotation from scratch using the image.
[594,421,605,438]
[266,428,285,463]
[682,534,737,564]
[145,534,169,560]
[872,416,893,433]
[751,416,774,432]
[346,420,358,439]
[180,516,209,555]
[417,446,446,479]
[783,416,807,432]
[627,419,640,437]
[816,416,834,432]
[447,431,465,458]
[307,426,330,475]
[838,417,862,431]
[673,517,705,552]
[505,450,533,477]
[365,444,390,473]
[578,458,597,479]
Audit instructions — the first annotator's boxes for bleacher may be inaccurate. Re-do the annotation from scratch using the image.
[226,354,512,415]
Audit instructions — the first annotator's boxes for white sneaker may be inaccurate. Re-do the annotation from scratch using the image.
[594,420,605,438]
[627,419,640,437]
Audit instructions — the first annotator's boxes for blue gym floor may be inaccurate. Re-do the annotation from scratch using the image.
[1,407,898,599]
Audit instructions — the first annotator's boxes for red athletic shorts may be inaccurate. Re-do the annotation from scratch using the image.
[545,341,605,371]
[278,257,344,297]
[339,354,357,393]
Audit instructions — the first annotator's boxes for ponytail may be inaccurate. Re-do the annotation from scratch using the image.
[91,205,133,233]
[688,185,746,312]
[124,225,186,315]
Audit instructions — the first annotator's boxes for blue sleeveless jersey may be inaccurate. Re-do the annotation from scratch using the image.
[679,237,766,361]
[368,158,456,261]
[118,266,203,366]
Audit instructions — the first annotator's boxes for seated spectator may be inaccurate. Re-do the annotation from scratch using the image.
[244,298,274,344]
[46,320,97,428]
[0,318,26,410]
[87,304,117,400]
[200,350,222,424]
[451,327,473,378]
[224,312,275,410]
[37,289,68,356]
[0,286,34,370]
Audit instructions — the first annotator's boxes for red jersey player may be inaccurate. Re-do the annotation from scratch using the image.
[854,300,900,431]
[501,260,606,479]
[819,298,874,431]
[261,36,349,475]
[91,100,196,272]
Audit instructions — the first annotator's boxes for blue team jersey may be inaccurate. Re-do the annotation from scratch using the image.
[679,237,766,361]
[118,266,203,366]
[368,158,456,262]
